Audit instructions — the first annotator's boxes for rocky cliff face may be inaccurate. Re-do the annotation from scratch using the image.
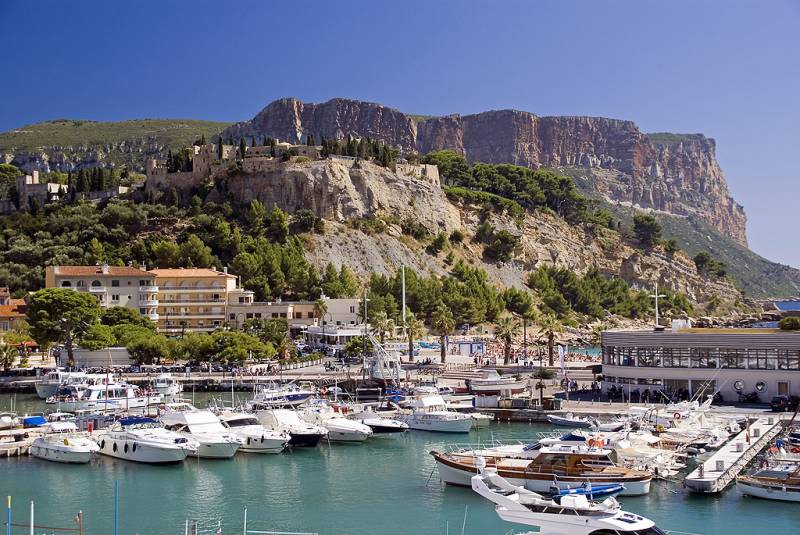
[222,98,747,245]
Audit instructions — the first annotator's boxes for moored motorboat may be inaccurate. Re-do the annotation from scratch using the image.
[47,383,162,412]
[150,373,183,399]
[255,409,327,447]
[300,403,373,442]
[95,417,197,463]
[34,370,87,399]
[218,411,288,454]
[30,422,99,464]
[246,383,315,409]
[358,417,408,434]
[397,395,473,433]
[546,413,594,428]
[432,444,652,496]
[160,403,241,458]
[467,369,528,395]
[469,412,494,428]
[471,467,665,535]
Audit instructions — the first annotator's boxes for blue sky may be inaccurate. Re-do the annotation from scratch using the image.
[1,0,798,267]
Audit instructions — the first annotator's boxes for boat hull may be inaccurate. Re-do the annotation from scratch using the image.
[433,456,650,496]
[190,440,240,459]
[35,383,60,400]
[31,440,96,464]
[97,438,190,464]
[288,432,324,447]
[738,479,800,502]
[405,417,473,433]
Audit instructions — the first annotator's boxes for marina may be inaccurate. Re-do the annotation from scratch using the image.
[3,393,800,534]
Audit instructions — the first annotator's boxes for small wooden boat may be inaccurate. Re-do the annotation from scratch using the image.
[738,462,800,502]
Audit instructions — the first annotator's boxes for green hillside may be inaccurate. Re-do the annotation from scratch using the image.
[590,198,800,299]
[0,119,232,150]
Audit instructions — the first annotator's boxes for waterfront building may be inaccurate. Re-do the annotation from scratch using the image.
[44,264,159,321]
[303,324,367,349]
[0,287,26,333]
[227,296,360,334]
[602,327,800,401]
[150,267,246,334]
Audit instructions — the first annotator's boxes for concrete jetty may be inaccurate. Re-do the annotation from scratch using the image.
[683,415,784,493]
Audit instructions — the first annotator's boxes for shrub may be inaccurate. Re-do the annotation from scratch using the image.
[449,229,465,244]
[633,214,662,248]
[779,317,800,330]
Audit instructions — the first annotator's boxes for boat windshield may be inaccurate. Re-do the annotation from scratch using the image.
[226,417,260,427]
[588,528,666,535]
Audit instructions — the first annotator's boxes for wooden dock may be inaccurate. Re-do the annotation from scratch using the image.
[683,415,784,493]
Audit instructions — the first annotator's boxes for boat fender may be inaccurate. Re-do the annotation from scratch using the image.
[673,412,682,420]
[791,447,800,453]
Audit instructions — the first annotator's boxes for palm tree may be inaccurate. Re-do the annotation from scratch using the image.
[539,313,564,367]
[313,299,328,326]
[371,311,392,344]
[430,304,455,363]
[404,313,425,363]
[494,315,520,365]
[0,340,17,371]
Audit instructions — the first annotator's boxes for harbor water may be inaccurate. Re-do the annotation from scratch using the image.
[2,394,799,535]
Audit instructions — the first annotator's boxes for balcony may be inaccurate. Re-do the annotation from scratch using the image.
[158,286,225,292]
[162,313,225,319]
[139,299,159,306]
[139,285,159,293]
[159,298,225,304]
[89,286,106,293]
[145,313,160,321]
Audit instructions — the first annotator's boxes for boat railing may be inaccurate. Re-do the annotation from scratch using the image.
[443,438,533,453]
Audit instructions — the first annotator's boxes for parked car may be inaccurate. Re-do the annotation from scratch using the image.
[770,395,800,412]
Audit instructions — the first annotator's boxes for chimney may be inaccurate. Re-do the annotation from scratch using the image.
[211,265,216,272]
[223,266,228,275]
[101,263,109,274]
[139,262,147,272]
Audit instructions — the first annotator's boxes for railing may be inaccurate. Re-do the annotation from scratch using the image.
[159,298,225,303]
[138,285,159,292]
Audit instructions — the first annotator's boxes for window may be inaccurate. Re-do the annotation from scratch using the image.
[111,294,120,302]
[349,306,355,313]
[0,321,8,331]
[271,313,278,318]
[246,313,254,319]
[294,312,302,319]
[139,308,146,314]
[91,280,102,287]
[111,280,120,287]
[229,313,235,320]
[61,281,72,287]
[280,313,287,318]
[307,312,314,319]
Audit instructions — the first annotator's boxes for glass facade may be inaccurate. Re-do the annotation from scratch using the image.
[603,346,800,370]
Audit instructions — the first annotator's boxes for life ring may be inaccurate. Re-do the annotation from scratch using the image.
[673,412,682,420]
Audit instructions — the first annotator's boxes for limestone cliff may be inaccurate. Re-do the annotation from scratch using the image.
[221,98,747,245]
[197,158,740,304]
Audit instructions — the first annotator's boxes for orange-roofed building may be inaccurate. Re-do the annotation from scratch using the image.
[0,288,27,333]
[149,267,251,334]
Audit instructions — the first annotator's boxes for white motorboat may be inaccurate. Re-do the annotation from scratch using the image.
[95,417,197,463]
[364,334,403,385]
[469,412,494,428]
[150,373,183,399]
[160,403,241,458]
[0,412,20,430]
[30,422,99,464]
[255,409,327,447]
[300,403,373,442]
[34,370,87,399]
[467,369,528,395]
[218,411,288,454]
[546,413,594,428]
[246,383,315,409]
[471,466,666,535]
[397,395,473,433]
[358,417,408,434]
[47,383,162,412]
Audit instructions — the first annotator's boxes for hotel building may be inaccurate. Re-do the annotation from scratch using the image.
[44,265,159,321]
[149,267,248,334]
[602,327,800,401]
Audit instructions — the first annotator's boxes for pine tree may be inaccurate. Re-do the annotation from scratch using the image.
[200,134,206,145]
[263,134,268,146]
[251,136,256,147]
[239,138,247,159]
[217,141,223,160]
[306,133,315,146]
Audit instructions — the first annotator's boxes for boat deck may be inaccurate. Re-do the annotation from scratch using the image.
[683,416,784,493]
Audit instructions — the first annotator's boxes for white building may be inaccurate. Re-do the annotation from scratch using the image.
[602,327,800,401]
[45,264,159,321]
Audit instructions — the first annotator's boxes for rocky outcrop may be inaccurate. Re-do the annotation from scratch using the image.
[222,98,417,149]
[222,98,747,245]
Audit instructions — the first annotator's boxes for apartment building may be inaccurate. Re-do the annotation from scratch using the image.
[150,267,246,334]
[44,265,159,321]
[0,287,26,333]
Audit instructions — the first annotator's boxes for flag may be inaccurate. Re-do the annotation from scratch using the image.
[558,345,565,371]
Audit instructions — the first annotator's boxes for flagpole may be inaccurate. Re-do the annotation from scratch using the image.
[7,496,11,535]
[29,500,33,535]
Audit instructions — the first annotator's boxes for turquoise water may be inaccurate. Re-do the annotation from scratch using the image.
[2,394,800,535]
